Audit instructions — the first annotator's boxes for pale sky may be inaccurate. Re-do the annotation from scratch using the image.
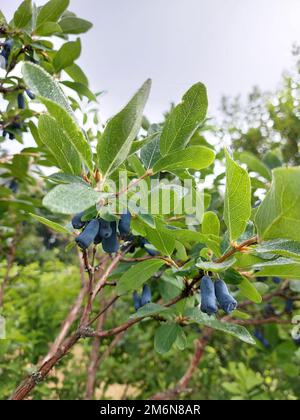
[2,0,300,122]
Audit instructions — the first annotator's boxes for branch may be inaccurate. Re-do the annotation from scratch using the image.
[150,328,213,400]
[0,224,21,308]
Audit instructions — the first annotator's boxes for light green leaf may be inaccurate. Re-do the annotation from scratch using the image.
[185,308,255,345]
[175,327,187,350]
[35,21,62,36]
[202,211,220,237]
[140,133,161,169]
[64,63,89,86]
[96,79,151,179]
[236,151,272,181]
[238,277,262,304]
[117,260,165,294]
[13,0,32,28]
[252,257,300,279]
[152,146,215,173]
[30,213,70,234]
[224,149,251,241]
[41,98,93,171]
[154,323,181,354]
[61,81,96,102]
[160,82,208,156]
[38,114,81,175]
[48,173,88,185]
[145,220,176,256]
[196,258,236,273]
[254,239,300,260]
[22,62,74,117]
[129,303,168,319]
[53,39,81,72]
[36,0,69,27]
[43,183,101,215]
[255,167,300,242]
[59,17,92,34]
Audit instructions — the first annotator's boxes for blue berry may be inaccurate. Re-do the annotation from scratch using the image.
[254,329,270,348]
[140,237,157,256]
[71,211,86,230]
[200,276,218,316]
[25,89,35,100]
[214,279,237,314]
[8,179,18,193]
[272,277,281,284]
[17,93,25,109]
[141,284,152,306]
[102,222,119,253]
[284,299,294,314]
[75,219,100,250]
[133,291,142,311]
[118,211,131,238]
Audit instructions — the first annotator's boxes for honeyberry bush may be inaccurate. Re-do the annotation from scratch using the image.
[0,0,299,400]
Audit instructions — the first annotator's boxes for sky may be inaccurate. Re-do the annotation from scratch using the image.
[1,0,300,122]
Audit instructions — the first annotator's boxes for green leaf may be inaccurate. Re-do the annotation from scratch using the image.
[152,146,215,173]
[254,239,300,260]
[154,323,181,354]
[96,79,151,179]
[129,303,168,319]
[53,39,81,72]
[59,17,92,34]
[117,260,165,294]
[64,63,89,86]
[36,0,69,27]
[252,257,300,279]
[224,149,251,241]
[238,277,262,304]
[196,258,236,273]
[185,308,255,345]
[236,151,272,181]
[43,183,101,215]
[140,133,161,169]
[255,167,300,242]
[175,327,187,350]
[160,82,208,156]
[30,213,70,234]
[145,220,176,256]
[22,62,74,117]
[61,81,96,102]
[41,98,93,171]
[202,211,220,237]
[13,0,32,28]
[223,268,244,285]
[48,173,88,185]
[38,114,81,175]
[35,21,62,36]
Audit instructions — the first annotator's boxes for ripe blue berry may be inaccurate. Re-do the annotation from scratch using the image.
[102,222,119,253]
[133,291,142,311]
[8,179,18,194]
[118,211,131,238]
[141,284,152,306]
[99,219,113,239]
[71,211,86,230]
[214,279,237,314]
[17,93,25,109]
[284,299,293,314]
[272,277,281,284]
[254,329,270,348]
[200,276,218,316]
[140,237,157,256]
[75,219,100,250]
[26,89,35,100]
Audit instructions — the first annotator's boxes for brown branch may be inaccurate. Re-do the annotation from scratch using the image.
[0,224,21,308]
[150,328,213,400]
[215,236,258,264]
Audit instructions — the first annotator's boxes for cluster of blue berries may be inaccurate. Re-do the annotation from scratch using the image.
[72,211,158,258]
[200,275,237,315]
[133,284,152,311]
[72,212,132,253]
[0,39,13,69]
